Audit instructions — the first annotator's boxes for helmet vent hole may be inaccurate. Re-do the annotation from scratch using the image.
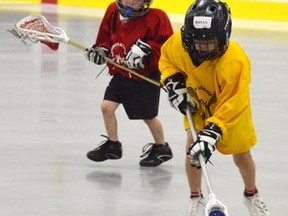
[192,3,198,10]
[209,5,217,12]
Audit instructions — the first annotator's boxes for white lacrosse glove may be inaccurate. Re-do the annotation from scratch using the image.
[164,73,194,115]
[188,123,222,168]
[125,39,151,70]
[84,45,109,65]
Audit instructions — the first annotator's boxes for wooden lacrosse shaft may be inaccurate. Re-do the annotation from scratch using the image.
[68,39,163,89]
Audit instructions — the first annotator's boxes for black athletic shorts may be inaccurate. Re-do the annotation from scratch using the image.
[103,71,161,120]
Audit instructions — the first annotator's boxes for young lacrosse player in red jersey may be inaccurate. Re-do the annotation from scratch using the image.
[84,0,174,167]
[159,0,271,215]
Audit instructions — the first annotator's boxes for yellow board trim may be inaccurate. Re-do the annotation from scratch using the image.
[57,0,288,22]
[0,0,41,2]
[1,0,288,21]
[57,0,114,8]
[225,0,288,21]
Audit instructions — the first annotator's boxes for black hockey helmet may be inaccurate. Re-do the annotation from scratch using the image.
[116,0,153,19]
[181,0,232,60]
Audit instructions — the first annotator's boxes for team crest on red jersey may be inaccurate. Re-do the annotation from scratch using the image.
[110,42,127,64]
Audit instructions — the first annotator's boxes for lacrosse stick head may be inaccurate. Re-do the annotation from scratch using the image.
[209,209,226,216]
[7,14,69,50]
[205,197,229,216]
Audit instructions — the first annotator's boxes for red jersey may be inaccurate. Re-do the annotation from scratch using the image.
[95,2,173,80]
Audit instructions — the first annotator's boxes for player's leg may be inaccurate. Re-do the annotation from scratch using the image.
[101,99,120,142]
[87,77,123,162]
[143,117,165,144]
[233,151,256,191]
[139,118,173,167]
[116,71,172,166]
[186,128,205,216]
[233,151,270,215]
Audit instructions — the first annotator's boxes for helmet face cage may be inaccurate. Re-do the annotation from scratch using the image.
[193,38,219,59]
[116,0,153,19]
[181,0,232,60]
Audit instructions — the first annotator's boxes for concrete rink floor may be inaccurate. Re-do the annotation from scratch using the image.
[1,5,288,216]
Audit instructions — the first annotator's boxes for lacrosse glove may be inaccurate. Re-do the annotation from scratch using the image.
[188,123,222,168]
[164,73,193,115]
[84,45,109,65]
[125,39,151,70]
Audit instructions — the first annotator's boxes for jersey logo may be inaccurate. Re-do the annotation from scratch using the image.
[111,42,127,63]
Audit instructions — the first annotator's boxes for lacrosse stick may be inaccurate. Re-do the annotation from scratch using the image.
[186,106,229,216]
[7,14,163,89]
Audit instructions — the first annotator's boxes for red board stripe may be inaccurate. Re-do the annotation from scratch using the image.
[42,0,57,4]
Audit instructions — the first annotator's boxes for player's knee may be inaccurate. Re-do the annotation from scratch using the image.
[101,102,114,114]
[233,151,254,169]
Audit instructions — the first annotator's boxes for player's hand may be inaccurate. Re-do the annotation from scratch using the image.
[164,73,193,115]
[125,39,151,70]
[84,45,109,64]
[187,123,222,168]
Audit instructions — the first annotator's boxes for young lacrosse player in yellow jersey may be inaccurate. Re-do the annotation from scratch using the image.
[159,0,270,215]
[84,0,174,166]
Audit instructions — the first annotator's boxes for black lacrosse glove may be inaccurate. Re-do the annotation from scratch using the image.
[125,39,152,70]
[84,45,109,65]
[187,123,222,168]
[164,73,192,115]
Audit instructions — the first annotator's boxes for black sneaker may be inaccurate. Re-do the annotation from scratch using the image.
[139,143,173,167]
[87,136,122,162]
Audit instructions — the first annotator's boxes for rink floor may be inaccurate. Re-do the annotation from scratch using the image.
[1,4,288,216]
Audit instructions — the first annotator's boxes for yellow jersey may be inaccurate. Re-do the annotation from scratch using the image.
[159,31,256,155]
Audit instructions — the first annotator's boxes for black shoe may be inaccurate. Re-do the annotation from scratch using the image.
[139,143,173,167]
[87,136,122,162]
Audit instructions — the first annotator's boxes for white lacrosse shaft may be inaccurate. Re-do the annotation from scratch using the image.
[186,106,229,216]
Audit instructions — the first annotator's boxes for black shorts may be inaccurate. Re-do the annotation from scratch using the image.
[103,71,161,120]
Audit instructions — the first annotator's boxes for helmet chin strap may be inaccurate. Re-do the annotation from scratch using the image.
[125,6,132,18]
[190,53,204,67]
